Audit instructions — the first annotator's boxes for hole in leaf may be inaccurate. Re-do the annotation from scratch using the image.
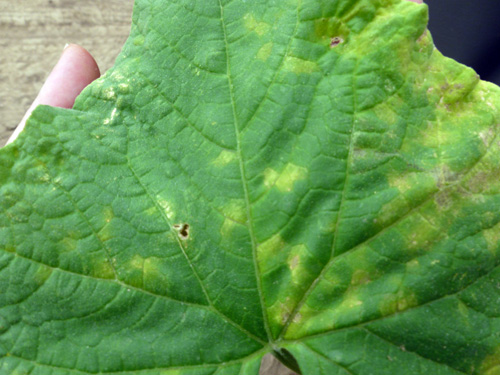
[173,223,190,240]
[261,349,301,375]
[330,36,343,47]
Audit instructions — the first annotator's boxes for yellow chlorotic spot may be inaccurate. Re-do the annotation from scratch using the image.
[143,257,161,282]
[379,290,418,316]
[287,244,309,284]
[340,293,364,310]
[275,163,307,192]
[156,196,175,220]
[350,269,371,287]
[257,42,273,61]
[377,195,410,227]
[244,13,271,36]
[133,35,145,46]
[289,255,299,271]
[90,257,115,279]
[284,304,333,339]
[118,83,130,94]
[61,236,78,253]
[221,199,247,223]
[402,214,440,252]
[99,224,112,242]
[482,222,500,255]
[33,265,53,285]
[129,254,145,270]
[103,87,116,100]
[263,168,279,189]
[159,370,181,375]
[406,259,420,271]
[388,174,414,194]
[480,346,500,375]
[373,103,398,125]
[257,233,286,265]
[103,206,114,224]
[212,150,236,166]
[284,56,319,74]
[279,301,293,325]
[220,217,237,237]
[292,312,302,324]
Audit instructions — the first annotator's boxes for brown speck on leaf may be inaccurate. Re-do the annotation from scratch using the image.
[330,36,343,47]
[173,223,190,239]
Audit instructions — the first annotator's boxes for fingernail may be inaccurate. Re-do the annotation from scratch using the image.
[63,43,70,51]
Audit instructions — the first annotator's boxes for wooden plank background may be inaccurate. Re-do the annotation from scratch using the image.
[0,1,298,373]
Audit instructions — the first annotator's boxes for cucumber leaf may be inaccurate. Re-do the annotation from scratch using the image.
[2,0,500,374]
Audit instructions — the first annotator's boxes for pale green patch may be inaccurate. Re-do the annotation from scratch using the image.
[379,290,419,316]
[156,196,175,220]
[482,222,500,255]
[287,244,308,285]
[212,150,237,166]
[256,42,273,61]
[220,217,237,238]
[283,56,319,74]
[60,235,78,253]
[373,103,398,125]
[275,163,307,192]
[90,256,115,279]
[143,257,162,284]
[133,35,145,46]
[243,13,271,36]
[221,199,247,223]
[257,233,286,265]
[33,265,53,285]
[263,168,279,188]
[129,254,145,270]
[480,346,500,375]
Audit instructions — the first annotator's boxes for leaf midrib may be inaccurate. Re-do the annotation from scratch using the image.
[217,0,273,343]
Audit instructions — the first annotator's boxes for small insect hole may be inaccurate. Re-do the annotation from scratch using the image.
[330,36,343,48]
[173,223,190,239]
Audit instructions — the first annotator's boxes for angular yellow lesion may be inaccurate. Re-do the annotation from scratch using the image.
[129,254,145,270]
[156,196,175,220]
[143,257,162,283]
[221,199,247,223]
[90,257,115,279]
[482,222,500,256]
[373,102,398,125]
[284,56,319,75]
[480,345,500,375]
[257,233,286,266]
[60,235,78,253]
[350,269,371,287]
[244,13,271,36]
[276,164,307,192]
[263,168,279,189]
[103,206,114,224]
[33,265,53,285]
[379,289,418,316]
[220,217,237,237]
[257,42,273,61]
[212,150,236,166]
[287,244,309,285]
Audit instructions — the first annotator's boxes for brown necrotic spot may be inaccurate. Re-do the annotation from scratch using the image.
[330,36,343,47]
[173,223,190,240]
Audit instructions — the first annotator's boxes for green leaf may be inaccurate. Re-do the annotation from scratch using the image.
[2,0,500,374]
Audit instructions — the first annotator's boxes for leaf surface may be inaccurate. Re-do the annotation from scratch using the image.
[2,0,500,374]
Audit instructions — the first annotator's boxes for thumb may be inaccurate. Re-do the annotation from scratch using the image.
[7,44,100,145]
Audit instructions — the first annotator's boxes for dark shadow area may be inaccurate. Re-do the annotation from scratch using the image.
[426,0,500,85]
